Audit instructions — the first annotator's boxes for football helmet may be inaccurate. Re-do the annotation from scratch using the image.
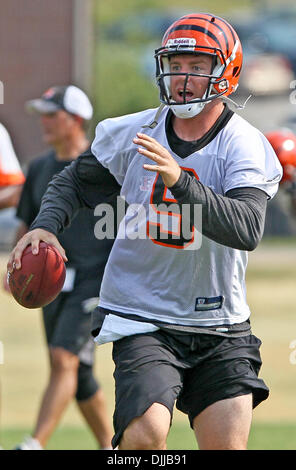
[265,129,296,183]
[155,13,243,118]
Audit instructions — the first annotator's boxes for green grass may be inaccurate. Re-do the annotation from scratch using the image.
[2,422,296,450]
[1,427,98,451]
[247,423,296,450]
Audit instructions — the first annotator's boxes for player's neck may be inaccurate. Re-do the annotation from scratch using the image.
[172,100,225,142]
[54,133,89,161]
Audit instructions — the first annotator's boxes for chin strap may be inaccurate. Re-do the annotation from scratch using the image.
[142,103,167,129]
[222,94,252,110]
[141,93,252,131]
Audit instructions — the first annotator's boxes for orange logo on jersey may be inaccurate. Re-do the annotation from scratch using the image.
[147,167,199,249]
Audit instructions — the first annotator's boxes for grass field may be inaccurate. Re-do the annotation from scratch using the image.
[1,239,296,450]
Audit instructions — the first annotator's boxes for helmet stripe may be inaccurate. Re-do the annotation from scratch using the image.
[213,16,237,44]
[163,24,223,50]
[184,14,236,42]
[183,15,231,55]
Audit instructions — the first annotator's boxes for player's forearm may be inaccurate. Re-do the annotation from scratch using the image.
[170,170,267,251]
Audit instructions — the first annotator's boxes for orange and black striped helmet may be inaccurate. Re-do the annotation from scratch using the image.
[265,129,296,183]
[155,13,243,117]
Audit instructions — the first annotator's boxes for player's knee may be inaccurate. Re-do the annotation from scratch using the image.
[120,417,167,450]
[50,347,79,374]
[75,362,99,402]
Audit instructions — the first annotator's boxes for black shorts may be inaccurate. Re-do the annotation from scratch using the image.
[43,276,100,366]
[111,329,269,448]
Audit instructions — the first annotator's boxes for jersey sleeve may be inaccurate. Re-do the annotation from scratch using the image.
[91,109,157,185]
[222,127,282,199]
[91,120,130,186]
[0,123,25,186]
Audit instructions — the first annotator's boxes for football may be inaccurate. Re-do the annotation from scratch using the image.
[8,242,66,309]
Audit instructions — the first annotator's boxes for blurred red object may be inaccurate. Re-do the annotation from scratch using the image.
[265,129,296,183]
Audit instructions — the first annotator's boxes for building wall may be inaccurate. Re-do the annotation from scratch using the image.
[0,0,92,166]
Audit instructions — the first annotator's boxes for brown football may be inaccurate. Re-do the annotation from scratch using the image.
[8,242,66,308]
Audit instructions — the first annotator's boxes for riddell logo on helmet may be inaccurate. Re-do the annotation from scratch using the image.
[166,38,196,48]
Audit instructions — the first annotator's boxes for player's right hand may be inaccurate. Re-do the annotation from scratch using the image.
[7,228,68,272]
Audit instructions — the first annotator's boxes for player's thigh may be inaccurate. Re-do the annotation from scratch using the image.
[193,393,253,450]
[177,334,269,428]
[112,332,183,449]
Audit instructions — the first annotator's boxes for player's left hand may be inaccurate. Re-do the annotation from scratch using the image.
[133,133,181,187]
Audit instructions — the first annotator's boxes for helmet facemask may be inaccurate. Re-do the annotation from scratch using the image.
[155,45,232,119]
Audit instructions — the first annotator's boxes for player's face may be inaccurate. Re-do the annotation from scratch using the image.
[169,54,213,103]
[40,110,76,145]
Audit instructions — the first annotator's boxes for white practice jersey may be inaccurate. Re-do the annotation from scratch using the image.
[91,107,282,328]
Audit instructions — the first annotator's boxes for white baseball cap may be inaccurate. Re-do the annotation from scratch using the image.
[25,85,93,120]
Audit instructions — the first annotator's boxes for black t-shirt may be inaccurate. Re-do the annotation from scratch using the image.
[17,150,118,279]
[165,104,234,157]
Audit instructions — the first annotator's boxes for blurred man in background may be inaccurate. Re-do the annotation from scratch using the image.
[10,85,119,450]
[0,122,24,209]
[265,129,296,216]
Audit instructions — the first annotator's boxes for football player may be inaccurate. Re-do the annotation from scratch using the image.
[8,14,282,450]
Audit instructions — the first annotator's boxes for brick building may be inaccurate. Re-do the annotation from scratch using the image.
[0,0,93,166]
